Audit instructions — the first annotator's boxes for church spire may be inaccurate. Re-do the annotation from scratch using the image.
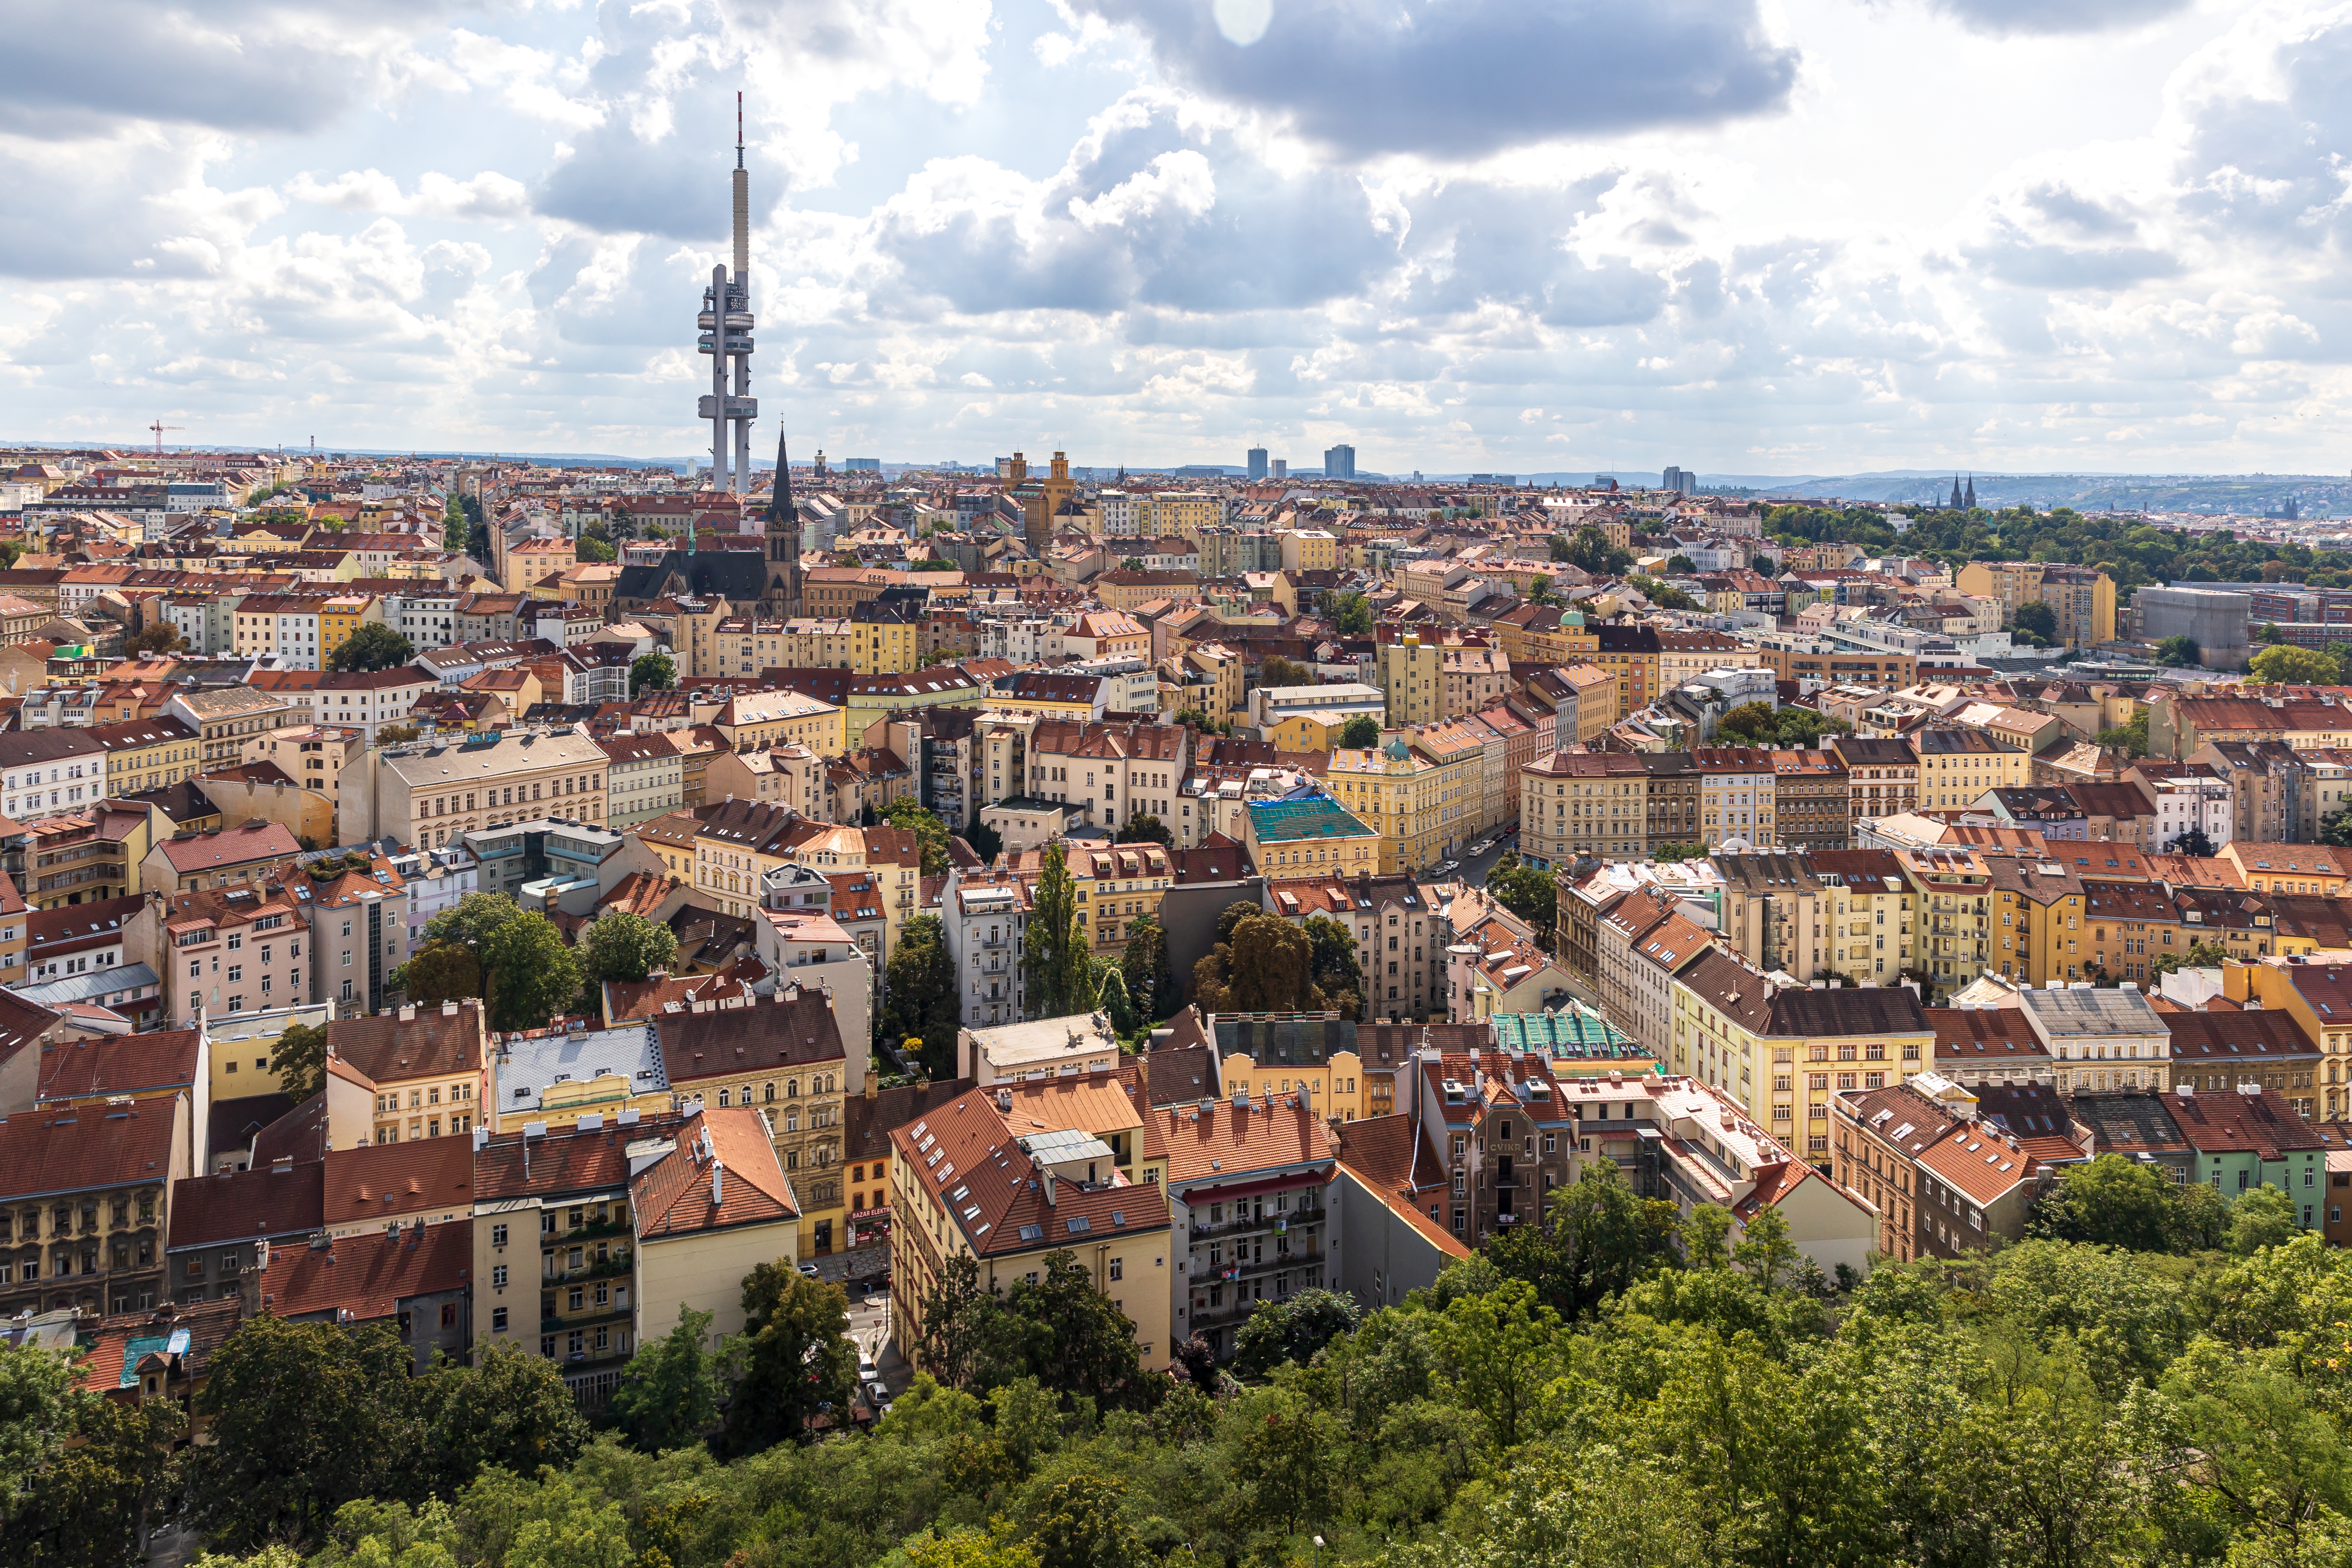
[764,422,802,619]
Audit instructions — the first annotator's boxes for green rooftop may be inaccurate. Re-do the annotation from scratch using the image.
[1488,1003,1650,1063]
[1246,795,1375,844]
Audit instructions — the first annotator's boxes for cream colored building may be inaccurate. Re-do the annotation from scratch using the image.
[338,728,611,848]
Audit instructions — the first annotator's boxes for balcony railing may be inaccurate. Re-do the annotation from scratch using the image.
[1189,1203,1323,1239]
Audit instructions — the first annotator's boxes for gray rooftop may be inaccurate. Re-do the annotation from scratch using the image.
[494,1021,668,1115]
[2016,984,2167,1037]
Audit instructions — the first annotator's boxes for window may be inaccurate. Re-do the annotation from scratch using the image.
[492,1265,508,1287]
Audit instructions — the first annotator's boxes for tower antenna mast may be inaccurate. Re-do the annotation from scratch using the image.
[697,90,757,508]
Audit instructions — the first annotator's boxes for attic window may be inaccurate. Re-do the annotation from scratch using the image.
[1066,1216,1091,1233]
[1018,1223,1044,1242]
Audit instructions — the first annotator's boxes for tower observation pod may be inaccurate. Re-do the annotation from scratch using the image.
[697,92,757,499]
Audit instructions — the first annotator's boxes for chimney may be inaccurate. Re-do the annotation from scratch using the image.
[397,1003,416,1023]
[1041,1167,1056,1206]
[442,999,459,1016]
[711,1159,724,1207]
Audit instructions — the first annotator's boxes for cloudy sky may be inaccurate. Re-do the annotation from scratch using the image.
[1,0,2347,476]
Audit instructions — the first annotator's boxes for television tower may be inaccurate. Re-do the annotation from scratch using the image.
[697,92,756,503]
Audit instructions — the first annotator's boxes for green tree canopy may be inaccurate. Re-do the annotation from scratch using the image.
[577,911,678,986]
[327,623,417,674]
[2155,634,2202,667]
[884,798,952,876]
[1114,813,1172,848]
[882,913,962,1074]
[271,1020,330,1101]
[630,651,677,697]
[718,1264,855,1456]
[2250,643,2340,685]
[1339,715,1381,748]
[1023,843,1096,1017]
[602,1306,720,1453]
[1260,655,1315,688]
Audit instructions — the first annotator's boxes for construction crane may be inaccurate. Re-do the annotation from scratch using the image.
[147,420,181,456]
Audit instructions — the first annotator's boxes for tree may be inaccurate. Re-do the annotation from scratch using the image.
[1549,1160,1681,1316]
[2030,1153,2180,1252]
[1666,554,1698,574]
[327,622,417,674]
[718,1264,854,1455]
[964,819,1003,863]
[1629,576,1699,610]
[1733,1205,1800,1291]
[2255,621,2282,644]
[2227,1185,2302,1256]
[573,533,617,564]
[882,914,962,1074]
[1024,842,1096,1017]
[2151,938,2230,977]
[1319,590,1372,634]
[1228,1387,1347,1539]
[398,941,482,1008]
[1528,573,1556,605]
[1119,912,1175,1020]
[2250,643,2342,686]
[15,1390,184,1568]
[2013,601,2059,645]
[480,910,582,1032]
[1003,1249,1148,1407]
[2168,827,2216,859]
[1220,912,1314,1011]
[1023,1472,1147,1568]
[1489,864,1557,938]
[1339,714,1381,748]
[1718,701,1780,745]
[376,723,422,745]
[272,1020,330,1100]
[125,620,187,656]
[2326,809,2352,849]
[1433,1277,1560,1451]
[1098,964,1139,1036]
[1115,813,1172,849]
[630,651,677,697]
[1260,655,1314,688]
[2156,635,2202,668]
[1563,525,1634,577]
[578,911,677,986]
[604,1306,721,1453]
[1232,1288,1362,1377]
[418,1344,586,1496]
[885,798,952,876]
[190,1316,425,1551]
[1302,913,1364,1016]
[2096,709,2150,758]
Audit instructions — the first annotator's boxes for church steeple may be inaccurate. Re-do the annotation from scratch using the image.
[764,424,802,619]
[1949,475,1963,510]
[1964,474,1976,509]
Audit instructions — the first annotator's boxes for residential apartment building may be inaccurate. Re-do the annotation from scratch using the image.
[340,728,611,848]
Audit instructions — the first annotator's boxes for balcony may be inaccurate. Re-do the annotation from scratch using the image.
[1188,1202,1323,1239]
[545,1250,634,1283]
[540,1302,631,1334]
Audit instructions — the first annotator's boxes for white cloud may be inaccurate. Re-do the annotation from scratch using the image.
[7,0,2352,472]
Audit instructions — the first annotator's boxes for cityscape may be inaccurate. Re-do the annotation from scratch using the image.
[7,2,2352,1567]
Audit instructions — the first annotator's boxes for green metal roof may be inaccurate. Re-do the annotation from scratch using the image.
[1246,795,1375,844]
[1488,1003,1647,1060]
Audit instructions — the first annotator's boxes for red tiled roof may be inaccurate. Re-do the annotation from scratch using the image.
[631,1106,800,1238]
[321,1138,475,1227]
[260,1219,472,1321]
[168,1161,326,1249]
[0,1101,179,1201]
[35,1028,202,1103]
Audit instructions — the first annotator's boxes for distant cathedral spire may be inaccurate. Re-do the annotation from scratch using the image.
[1964,474,1976,509]
[764,422,803,620]
[1949,476,1963,509]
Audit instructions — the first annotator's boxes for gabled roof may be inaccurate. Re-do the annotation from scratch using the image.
[321,1138,475,1227]
[631,1106,800,1239]
[0,1100,179,1201]
[168,1160,326,1250]
[327,1001,485,1086]
[261,1219,473,1321]
[35,1027,202,1103]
